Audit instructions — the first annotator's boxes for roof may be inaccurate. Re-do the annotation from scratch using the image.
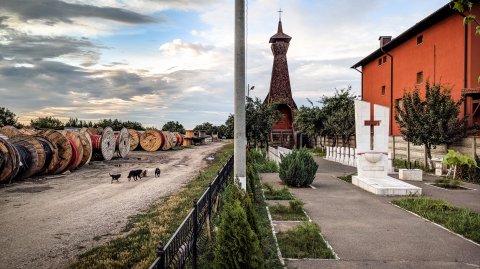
[269,20,292,43]
[351,2,465,68]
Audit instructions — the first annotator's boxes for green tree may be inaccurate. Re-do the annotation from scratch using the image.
[214,186,264,269]
[122,121,145,130]
[319,87,356,146]
[224,114,234,139]
[0,107,19,127]
[194,122,214,134]
[30,116,64,129]
[294,99,325,147]
[161,121,185,133]
[395,82,468,169]
[279,148,318,187]
[246,97,280,148]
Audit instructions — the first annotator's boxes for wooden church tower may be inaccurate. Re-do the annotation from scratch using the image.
[264,15,297,148]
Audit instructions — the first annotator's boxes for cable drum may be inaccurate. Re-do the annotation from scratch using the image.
[0,126,20,139]
[78,130,92,166]
[13,143,35,181]
[60,130,84,170]
[170,132,178,147]
[128,129,140,151]
[10,135,45,177]
[115,128,130,158]
[174,132,184,147]
[140,130,164,152]
[0,137,20,182]
[90,126,115,160]
[36,137,54,175]
[35,129,72,175]
[161,131,174,151]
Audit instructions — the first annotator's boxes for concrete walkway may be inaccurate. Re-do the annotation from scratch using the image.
[261,158,480,269]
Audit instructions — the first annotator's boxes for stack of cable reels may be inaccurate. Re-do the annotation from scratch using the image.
[174,132,184,147]
[140,129,164,152]
[78,129,92,166]
[60,130,84,171]
[0,126,20,139]
[89,126,115,161]
[35,129,72,175]
[128,129,140,151]
[9,135,45,180]
[170,132,177,148]
[161,131,174,151]
[114,127,130,158]
[18,128,37,136]
[0,137,20,182]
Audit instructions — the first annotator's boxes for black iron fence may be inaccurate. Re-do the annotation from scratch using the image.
[149,156,234,269]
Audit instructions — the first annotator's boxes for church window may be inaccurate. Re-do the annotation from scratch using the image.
[417,35,423,45]
[416,71,423,84]
[381,85,386,95]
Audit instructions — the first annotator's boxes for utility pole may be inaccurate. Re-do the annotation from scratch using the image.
[234,0,246,191]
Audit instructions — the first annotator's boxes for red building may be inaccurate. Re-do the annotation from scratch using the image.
[352,1,480,136]
[264,18,297,148]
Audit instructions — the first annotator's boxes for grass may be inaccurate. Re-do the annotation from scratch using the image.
[69,143,234,269]
[393,159,427,171]
[256,160,279,173]
[392,196,480,244]
[276,222,335,259]
[433,178,465,189]
[263,183,294,200]
[337,173,354,183]
[306,147,326,157]
[269,200,308,221]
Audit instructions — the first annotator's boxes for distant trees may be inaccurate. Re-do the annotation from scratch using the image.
[65,117,94,128]
[395,82,467,169]
[194,122,215,134]
[294,87,357,147]
[162,121,185,133]
[65,117,145,130]
[31,116,64,130]
[0,107,22,128]
[245,97,280,148]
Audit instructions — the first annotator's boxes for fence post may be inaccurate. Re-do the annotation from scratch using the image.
[192,199,198,269]
[155,242,165,269]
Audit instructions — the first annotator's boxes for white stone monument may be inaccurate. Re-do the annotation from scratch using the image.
[352,100,421,196]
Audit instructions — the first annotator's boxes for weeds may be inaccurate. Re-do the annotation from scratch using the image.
[433,178,464,189]
[337,173,354,183]
[392,197,480,244]
[269,200,308,221]
[276,222,335,259]
[263,183,293,200]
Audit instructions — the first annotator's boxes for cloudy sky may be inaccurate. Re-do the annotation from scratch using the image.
[0,0,449,129]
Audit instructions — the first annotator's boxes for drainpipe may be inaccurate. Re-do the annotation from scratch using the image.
[381,47,394,136]
[352,67,363,100]
[464,23,468,120]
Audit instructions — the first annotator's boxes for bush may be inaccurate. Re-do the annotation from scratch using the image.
[256,160,278,173]
[214,188,264,269]
[456,155,480,184]
[262,184,293,200]
[279,148,318,187]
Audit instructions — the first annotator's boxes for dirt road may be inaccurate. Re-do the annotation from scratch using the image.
[0,142,227,269]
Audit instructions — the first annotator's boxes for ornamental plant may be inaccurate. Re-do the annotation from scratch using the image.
[279,148,318,187]
[443,150,477,179]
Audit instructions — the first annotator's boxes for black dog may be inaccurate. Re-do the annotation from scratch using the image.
[155,168,161,177]
[109,173,121,183]
[127,169,143,181]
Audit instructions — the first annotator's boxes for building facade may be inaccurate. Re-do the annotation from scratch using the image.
[264,19,298,148]
[352,1,480,136]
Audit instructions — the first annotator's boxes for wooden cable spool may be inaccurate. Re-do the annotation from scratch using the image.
[128,129,140,151]
[78,130,92,166]
[0,126,20,139]
[0,137,20,182]
[139,129,164,152]
[60,130,84,171]
[34,137,55,175]
[115,127,130,158]
[35,129,72,175]
[161,131,174,151]
[90,126,115,160]
[10,135,45,178]
[174,132,184,147]
[170,132,177,148]
[11,137,39,181]
[96,127,104,135]
[18,128,37,136]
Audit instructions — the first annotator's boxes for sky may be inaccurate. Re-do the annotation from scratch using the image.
[0,0,450,129]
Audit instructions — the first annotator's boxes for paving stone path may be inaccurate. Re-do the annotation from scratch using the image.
[261,157,480,269]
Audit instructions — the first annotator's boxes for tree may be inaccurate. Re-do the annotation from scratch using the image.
[224,114,234,139]
[30,116,64,129]
[245,97,280,148]
[161,121,185,133]
[194,122,214,134]
[120,120,145,130]
[294,99,325,147]
[319,87,356,146]
[395,82,468,169]
[0,107,19,127]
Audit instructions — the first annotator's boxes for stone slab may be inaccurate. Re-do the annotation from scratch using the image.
[399,169,423,181]
[352,175,422,196]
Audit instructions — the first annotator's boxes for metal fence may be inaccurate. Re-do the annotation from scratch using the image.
[149,156,234,269]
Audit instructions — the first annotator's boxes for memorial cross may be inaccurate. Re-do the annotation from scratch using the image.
[364,119,380,151]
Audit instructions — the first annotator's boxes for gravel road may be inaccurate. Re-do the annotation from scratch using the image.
[0,142,227,269]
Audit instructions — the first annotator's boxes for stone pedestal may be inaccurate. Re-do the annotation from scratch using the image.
[399,169,423,181]
[432,157,444,176]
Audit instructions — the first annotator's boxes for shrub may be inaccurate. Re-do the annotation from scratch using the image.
[214,198,264,268]
[279,148,318,187]
[256,160,278,173]
[456,155,480,184]
[443,150,477,180]
[262,184,293,200]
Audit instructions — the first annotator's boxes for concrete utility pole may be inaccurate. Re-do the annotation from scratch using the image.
[234,0,246,191]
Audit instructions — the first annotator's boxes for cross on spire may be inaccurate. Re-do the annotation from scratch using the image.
[278,8,283,21]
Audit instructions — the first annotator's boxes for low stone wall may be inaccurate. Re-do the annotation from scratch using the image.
[325,146,357,167]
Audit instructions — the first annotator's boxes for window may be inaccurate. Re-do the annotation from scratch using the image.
[395,98,404,120]
[382,56,387,64]
[378,58,382,65]
[381,85,386,95]
[417,35,423,45]
[416,71,423,84]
